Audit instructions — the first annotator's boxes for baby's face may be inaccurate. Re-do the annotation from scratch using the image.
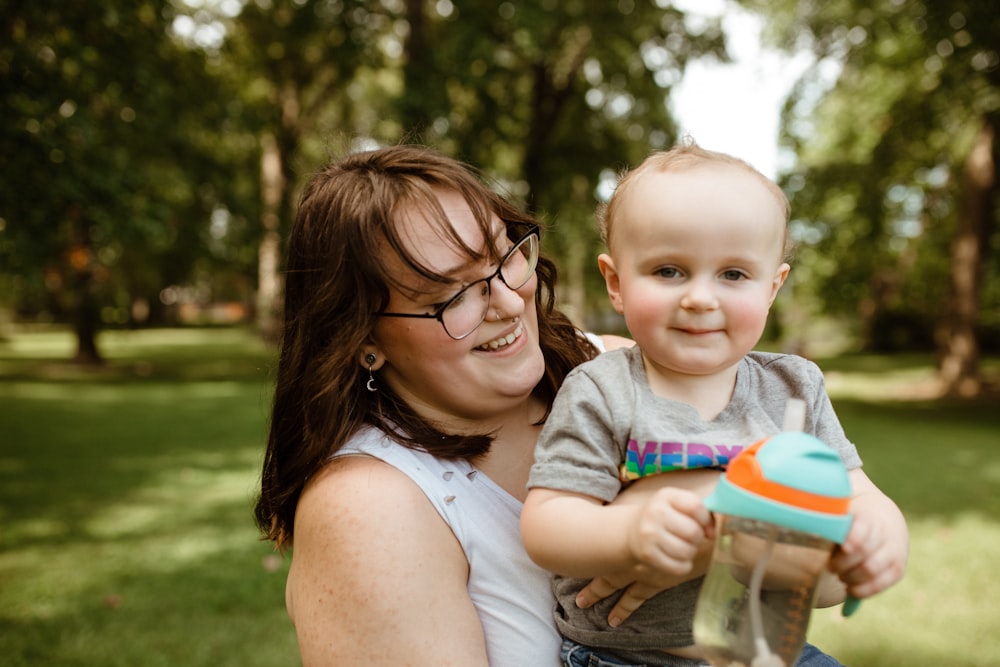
[599,164,790,382]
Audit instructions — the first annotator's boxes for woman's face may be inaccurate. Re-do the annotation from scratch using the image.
[371,189,545,430]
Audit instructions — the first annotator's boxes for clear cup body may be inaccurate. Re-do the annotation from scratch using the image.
[693,515,835,667]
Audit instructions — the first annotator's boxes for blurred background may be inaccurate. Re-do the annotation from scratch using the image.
[1,0,998,665]
[2,0,997,383]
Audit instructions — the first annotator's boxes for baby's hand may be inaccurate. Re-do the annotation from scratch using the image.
[625,487,713,576]
[828,506,907,599]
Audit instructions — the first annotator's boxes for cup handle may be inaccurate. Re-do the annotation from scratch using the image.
[842,595,862,617]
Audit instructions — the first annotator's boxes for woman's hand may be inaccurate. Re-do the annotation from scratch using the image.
[574,554,712,627]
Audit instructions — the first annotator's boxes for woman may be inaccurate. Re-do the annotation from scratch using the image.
[254,144,634,665]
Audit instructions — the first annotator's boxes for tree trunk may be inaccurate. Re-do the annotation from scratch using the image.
[400,0,432,137]
[937,118,996,397]
[72,268,103,366]
[67,210,103,366]
[257,132,284,344]
[522,27,592,212]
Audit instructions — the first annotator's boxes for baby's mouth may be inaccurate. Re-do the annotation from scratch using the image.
[477,322,524,351]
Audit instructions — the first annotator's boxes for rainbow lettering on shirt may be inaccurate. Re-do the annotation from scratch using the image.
[619,440,745,481]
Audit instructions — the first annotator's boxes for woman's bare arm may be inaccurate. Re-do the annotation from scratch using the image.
[286,456,489,666]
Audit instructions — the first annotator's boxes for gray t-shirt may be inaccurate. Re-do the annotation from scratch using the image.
[527,346,861,662]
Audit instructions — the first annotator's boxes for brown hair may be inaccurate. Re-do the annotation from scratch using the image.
[598,139,792,258]
[255,144,597,547]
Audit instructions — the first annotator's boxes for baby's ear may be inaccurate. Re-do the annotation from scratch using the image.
[598,254,625,314]
[769,262,791,304]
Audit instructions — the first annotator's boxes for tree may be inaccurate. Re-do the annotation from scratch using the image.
[0,0,235,362]
[222,0,384,341]
[743,0,999,396]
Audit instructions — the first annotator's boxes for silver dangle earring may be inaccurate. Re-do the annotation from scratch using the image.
[365,353,377,392]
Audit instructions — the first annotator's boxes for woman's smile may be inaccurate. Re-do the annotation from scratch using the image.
[476,320,525,351]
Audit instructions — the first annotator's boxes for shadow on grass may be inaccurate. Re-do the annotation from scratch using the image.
[0,327,277,384]
[0,328,278,545]
[0,329,295,666]
[0,378,274,548]
[0,535,297,667]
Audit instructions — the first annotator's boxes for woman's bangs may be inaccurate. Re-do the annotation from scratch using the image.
[382,185,503,299]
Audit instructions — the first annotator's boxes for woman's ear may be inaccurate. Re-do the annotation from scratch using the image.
[598,253,625,314]
[359,347,385,371]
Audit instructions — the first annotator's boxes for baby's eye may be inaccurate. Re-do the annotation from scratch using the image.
[655,267,682,279]
[721,269,748,281]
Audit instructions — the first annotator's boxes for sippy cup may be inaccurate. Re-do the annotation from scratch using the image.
[692,400,854,667]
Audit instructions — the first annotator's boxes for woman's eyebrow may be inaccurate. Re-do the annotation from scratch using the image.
[400,258,477,299]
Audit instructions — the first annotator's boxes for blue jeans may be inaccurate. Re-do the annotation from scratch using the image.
[796,644,847,666]
[560,639,847,667]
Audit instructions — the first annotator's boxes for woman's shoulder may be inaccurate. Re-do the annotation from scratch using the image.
[290,452,469,607]
[288,454,484,664]
[298,453,438,534]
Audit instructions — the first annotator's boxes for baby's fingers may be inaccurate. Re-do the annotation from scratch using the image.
[830,516,906,598]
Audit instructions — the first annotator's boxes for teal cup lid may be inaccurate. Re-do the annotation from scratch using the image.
[704,432,853,544]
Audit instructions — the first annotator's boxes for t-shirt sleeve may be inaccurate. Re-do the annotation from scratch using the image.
[527,358,629,503]
[750,353,862,470]
[792,357,863,469]
[806,368,863,469]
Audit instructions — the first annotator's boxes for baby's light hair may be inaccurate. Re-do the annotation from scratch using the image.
[598,138,793,260]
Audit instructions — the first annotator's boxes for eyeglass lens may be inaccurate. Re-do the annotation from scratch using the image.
[441,232,538,339]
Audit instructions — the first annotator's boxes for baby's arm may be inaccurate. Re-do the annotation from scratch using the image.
[521,483,713,580]
[828,468,909,599]
[564,470,720,626]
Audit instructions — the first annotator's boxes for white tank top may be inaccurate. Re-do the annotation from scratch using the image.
[335,425,562,667]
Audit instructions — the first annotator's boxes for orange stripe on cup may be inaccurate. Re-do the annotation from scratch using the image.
[726,439,851,516]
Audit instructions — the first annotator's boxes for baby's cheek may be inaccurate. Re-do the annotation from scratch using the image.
[727,297,771,342]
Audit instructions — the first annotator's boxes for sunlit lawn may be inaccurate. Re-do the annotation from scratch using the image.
[1,328,998,666]
[0,327,296,666]
[807,353,1000,667]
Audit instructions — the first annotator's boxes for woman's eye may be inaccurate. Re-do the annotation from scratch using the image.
[438,292,464,312]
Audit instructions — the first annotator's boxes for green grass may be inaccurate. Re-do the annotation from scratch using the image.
[802,356,1000,667]
[0,328,296,666]
[1,329,998,666]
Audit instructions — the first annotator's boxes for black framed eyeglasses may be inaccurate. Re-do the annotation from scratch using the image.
[375,225,540,340]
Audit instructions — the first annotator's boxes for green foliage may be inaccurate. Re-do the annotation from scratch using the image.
[0,0,259,337]
[13,0,996,364]
[743,0,1000,352]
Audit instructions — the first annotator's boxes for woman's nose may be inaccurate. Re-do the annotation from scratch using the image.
[490,271,531,317]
